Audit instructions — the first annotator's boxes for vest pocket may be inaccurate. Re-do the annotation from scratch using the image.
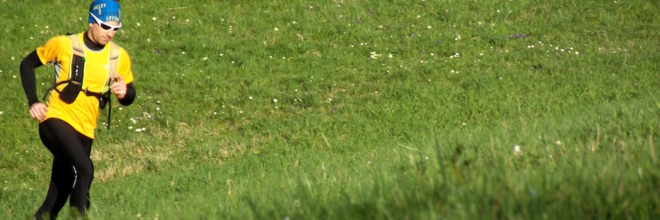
[59,55,85,104]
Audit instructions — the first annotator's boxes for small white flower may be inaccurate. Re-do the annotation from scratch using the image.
[147,39,150,42]
[575,51,579,55]
[156,107,160,111]
[136,23,141,27]
[152,17,157,21]
[294,89,298,92]
[378,25,383,29]
[13,75,16,78]
[328,98,332,102]
[186,19,190,22]
[274,27,279,31]
[450,70,455,74]
[249,96,253,100]
[556,140,562,145]
[203,57,208,61]
[172,16,176,19]
[220,53,224,56]
[182,51,186,54]
[0,111,3,115]
[128,126,133,130]
[514,145,521,155]
[119,107,123,110]
[273,99,278,103]
[214,112,217,115]
[427,25,432,29]
[368,161,371,164]
[388,53,393,58]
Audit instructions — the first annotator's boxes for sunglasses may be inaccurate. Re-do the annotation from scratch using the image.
[90,12,122,31]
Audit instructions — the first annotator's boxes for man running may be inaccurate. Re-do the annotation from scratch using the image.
[19,0,136,219]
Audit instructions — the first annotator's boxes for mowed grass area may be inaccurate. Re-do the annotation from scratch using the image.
[1,0,660,219]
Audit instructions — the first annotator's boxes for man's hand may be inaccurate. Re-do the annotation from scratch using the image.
[29,102,48,121]
[110,75,127,100]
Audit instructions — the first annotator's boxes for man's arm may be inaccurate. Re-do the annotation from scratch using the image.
[20,50,44,107]
[118,83,136,106]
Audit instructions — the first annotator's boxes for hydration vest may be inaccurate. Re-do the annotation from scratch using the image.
[43,34,120,129]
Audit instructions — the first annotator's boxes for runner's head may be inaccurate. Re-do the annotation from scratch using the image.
[87,0,121,45]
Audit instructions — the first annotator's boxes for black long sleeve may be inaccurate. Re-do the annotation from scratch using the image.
[19,50,43,107]
[118,83,136,106]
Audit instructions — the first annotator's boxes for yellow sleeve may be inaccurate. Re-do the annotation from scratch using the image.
[35,35,70,65]
[118,47,134,84]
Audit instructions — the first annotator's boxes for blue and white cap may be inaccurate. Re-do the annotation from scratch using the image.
[88,0,121,23]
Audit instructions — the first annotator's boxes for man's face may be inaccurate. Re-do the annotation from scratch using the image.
[88,13,120,45]
[89,22,118,45]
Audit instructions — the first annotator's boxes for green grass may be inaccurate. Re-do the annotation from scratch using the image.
[1,0,660,219]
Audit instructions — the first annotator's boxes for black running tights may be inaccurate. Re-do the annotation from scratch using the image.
[35,119,94,220]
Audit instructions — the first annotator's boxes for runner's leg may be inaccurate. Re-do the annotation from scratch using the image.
[34,119,94,218]
[35,121,76,220]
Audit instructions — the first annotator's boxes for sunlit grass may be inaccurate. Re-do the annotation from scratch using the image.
[1,0,659,219]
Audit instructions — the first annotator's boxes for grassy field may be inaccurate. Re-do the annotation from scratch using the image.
[1,0,660,219]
